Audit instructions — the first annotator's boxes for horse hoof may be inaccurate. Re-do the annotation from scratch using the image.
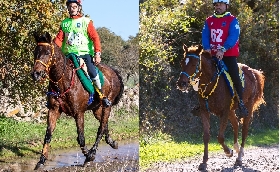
[225,149,233,157]
[34,163,44,170]
[83,155,95,167]
[112,141,118,149]
[198,163,207,170]
[235,159,242,166]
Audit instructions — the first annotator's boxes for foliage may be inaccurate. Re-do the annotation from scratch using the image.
[96,27,139,85]
[139,0,278,150]
[0,0,68,112]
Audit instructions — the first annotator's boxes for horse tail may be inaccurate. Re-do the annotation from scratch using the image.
[111,68,124,106]
[252,69,266,111]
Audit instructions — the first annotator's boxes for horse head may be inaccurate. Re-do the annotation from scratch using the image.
[176,44,203,92]
[31,32,55,81]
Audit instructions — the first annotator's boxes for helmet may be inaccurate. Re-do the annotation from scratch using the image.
[213,0,229,5]
[66,0,82,6]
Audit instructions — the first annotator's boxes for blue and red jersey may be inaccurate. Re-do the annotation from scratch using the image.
[202,12,240,57]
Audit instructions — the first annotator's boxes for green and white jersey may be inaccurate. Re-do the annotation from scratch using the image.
[61,17,94,56]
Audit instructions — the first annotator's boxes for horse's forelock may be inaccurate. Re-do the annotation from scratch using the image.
[36,36,50,44]
[34,32,52,44]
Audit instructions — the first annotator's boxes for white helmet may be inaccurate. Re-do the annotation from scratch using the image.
[213,0,229,5]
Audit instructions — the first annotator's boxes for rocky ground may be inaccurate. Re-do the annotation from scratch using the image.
[144,145,279,172]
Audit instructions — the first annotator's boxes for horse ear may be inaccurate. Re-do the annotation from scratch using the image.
[33,32,40,43]
[44,32,52,43]
[197,44,203,53]
[183,44,188,52]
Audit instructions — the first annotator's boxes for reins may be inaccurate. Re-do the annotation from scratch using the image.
[181,53,224,113]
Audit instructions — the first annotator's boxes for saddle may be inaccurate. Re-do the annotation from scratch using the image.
[214,58,245,97]
[66,53,104,104]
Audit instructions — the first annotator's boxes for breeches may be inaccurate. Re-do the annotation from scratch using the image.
[222,56,243,99]
[79,54,97,80]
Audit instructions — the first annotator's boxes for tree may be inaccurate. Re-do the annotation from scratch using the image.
[96,27,139,86]
[0,1,68,112]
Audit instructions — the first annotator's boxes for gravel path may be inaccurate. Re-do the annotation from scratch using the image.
[144,145,279,172]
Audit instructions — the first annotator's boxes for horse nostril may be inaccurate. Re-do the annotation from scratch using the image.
[40,71,46,78]
[181,81,187,87]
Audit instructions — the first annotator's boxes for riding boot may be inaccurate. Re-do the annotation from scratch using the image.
[92,75,111,107]
[232,70,248,118]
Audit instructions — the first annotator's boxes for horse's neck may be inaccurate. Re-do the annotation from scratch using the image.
[200,56,216,81]
[49,44,68,83]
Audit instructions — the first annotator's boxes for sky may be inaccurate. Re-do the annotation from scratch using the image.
[82,0,139,41]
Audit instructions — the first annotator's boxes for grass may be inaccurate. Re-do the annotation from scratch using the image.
[0,107,139,160]
[140,128,279,169]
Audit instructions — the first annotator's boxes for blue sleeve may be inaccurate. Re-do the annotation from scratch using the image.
[223,18,240,50]
[202,21,211,50]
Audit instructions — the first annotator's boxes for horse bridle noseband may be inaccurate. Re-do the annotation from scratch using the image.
[180,53,201,85]
[35,43,65,83]
[35,43,55,73]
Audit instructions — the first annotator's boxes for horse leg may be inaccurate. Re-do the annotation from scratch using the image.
[198,112,210,171]
[105,123,118,149]
[228,110,240,153]
[74,113,90,159]
[235,114,251,166]
[84,107,110,166]
[34,109,60,170]
[217,111,233,157]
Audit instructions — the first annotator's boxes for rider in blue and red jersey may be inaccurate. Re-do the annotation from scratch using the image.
[202,0,248,117]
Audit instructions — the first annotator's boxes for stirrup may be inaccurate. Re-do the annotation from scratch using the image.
[237,101,248,118]
[102,97,111,107]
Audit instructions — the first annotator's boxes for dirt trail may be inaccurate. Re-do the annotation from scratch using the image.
[144,145,279,172]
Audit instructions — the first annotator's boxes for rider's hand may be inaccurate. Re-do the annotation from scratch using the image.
[94,54,101,65]
[216,50,224,60]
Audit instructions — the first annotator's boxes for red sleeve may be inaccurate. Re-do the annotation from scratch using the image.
[87,20,101,53]
[53,27,64,48]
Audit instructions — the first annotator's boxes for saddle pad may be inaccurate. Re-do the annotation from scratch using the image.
[66,53,104,94]
[215,59,245,97]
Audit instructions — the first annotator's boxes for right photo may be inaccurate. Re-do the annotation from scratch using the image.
[139,0,279,171]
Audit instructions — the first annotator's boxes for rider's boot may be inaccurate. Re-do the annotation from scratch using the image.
[92,75,111,107]
[233,73,249,118]
[238,99,248,118]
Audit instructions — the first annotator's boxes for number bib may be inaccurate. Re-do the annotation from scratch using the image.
[206,15,239,56]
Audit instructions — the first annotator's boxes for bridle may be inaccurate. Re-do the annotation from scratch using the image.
[34,43,64,83]
[180,53,201,86]
[35,43,55,73]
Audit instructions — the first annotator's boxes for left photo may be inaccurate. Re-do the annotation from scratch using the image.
[0,0,139,171]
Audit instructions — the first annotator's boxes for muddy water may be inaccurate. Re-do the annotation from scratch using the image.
[0,140,139,172]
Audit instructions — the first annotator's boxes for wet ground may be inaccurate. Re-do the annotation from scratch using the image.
[0,140,139,172]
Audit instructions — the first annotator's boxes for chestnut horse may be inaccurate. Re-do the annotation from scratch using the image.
[31,32,124,170]
[176,45,265,170]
